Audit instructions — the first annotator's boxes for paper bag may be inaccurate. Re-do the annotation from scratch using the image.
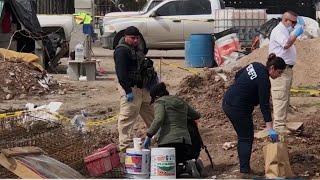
[263,142,295,178]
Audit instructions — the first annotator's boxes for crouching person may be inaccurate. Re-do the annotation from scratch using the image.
[142,82,203,178]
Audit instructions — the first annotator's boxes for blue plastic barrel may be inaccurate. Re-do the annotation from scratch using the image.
[185,34,213,68]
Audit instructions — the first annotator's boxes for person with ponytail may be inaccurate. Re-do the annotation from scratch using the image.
[222,53,286,175]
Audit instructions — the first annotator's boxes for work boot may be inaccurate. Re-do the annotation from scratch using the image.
[185,159,201,178]
[195,158,208,177]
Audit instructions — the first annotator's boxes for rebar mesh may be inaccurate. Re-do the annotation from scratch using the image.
[0,111,118,178]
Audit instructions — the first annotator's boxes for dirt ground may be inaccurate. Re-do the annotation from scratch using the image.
[1,47,320,178]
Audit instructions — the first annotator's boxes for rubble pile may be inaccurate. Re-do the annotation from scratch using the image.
[176,69,237,127]
[0,60,60,100]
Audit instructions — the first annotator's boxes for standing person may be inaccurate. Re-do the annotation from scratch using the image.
[222,54,286,175]
[143,82,203,178]
[114,26,157,152]
[269,11,304,133]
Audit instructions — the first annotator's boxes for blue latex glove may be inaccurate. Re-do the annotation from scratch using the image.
[297,16,305,26]
[292,25,304,37]
[143,137,151,149]
[268,129,279,142]
[126,92,134,102]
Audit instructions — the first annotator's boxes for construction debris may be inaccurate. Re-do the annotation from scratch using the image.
[0,60,60,100]
[222,142,237,150]
[0,110,118,178]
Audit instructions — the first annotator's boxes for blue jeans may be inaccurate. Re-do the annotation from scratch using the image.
[222,101,254,173]
[83,24,94,35]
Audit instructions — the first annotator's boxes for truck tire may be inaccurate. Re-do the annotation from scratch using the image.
[113,32,148,55]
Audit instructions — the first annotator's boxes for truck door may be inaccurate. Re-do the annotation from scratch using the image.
[145,1,184,49]
[180,0,215,41]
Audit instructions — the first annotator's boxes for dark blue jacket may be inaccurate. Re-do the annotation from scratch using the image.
[223,62,272,122]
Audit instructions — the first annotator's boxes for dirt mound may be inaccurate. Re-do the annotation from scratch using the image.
[0,60,60,100]
[175,68,320,178]
[176,69,236,127]
[224,38,320,87]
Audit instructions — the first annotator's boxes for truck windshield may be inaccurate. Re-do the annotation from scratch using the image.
[140,0,162,12]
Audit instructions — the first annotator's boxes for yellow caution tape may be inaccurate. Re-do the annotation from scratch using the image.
[290,88,320,96]
[46,111,118,127]
[0,110,118,127]
[0,111,24,119]
[86,115,118,127]
[161,62,201,75]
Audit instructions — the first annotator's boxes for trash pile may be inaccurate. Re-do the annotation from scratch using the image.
[0,60,60,100]
[176,69,237,127]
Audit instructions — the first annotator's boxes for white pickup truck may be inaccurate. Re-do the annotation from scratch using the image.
[101,0,223,51]
[37,14,74,58]
[103,0,163,24]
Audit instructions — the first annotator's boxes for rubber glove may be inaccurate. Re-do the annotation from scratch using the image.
[297,16,305,26]
[126,92,134,102]
[268,129,279,142]
[292,25,304,37]
[143,137,151,149]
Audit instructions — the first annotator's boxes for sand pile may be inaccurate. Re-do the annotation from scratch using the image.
[223,38,320,87]
[0,60,60,100]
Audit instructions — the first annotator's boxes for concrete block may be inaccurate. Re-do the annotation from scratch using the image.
[68,62,80,80]
[84,62,96,81]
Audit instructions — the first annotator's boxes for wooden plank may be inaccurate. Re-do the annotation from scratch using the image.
[1,147,43,158]
[0,154,42,179]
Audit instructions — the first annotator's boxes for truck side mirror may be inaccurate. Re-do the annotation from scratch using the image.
[150,11,157,17]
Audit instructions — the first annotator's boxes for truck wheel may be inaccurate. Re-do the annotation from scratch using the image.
[114,32,148,55]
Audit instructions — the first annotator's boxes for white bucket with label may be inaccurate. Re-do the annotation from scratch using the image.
[151,148,176,179]
[125,148,151,179]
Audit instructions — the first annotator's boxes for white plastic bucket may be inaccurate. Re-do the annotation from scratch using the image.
[125,148,150,179]
[151,148,176,179]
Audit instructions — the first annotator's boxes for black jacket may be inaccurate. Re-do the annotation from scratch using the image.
[114,45,142,94]
[223,62,272,122]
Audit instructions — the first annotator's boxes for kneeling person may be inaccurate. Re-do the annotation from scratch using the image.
[143,82,202,177]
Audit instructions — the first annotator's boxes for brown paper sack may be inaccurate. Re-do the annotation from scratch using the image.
[263,143,295,178]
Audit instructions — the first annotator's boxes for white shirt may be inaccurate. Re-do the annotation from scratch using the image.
[269,22,297,65]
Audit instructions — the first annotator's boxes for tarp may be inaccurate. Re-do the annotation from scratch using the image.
[0,48,44,71]
[3,0,56,70]
[6,0,42,33]
[257,18,281,39]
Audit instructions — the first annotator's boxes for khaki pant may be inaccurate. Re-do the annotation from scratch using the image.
[270,67,293,131]
[117,86,154,152]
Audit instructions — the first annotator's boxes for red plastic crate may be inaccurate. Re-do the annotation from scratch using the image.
[84,143,121,177]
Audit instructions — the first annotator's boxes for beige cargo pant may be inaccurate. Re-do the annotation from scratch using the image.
[270,67,293,132]
[117,86,154,152]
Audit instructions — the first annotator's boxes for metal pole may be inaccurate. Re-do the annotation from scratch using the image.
[159,57,162,82]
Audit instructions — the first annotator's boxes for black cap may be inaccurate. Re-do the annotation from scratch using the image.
[124,26,140,36]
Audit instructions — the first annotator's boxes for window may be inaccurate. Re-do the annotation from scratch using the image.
[147,1,162,12]
[156,1,182,16]
[182,0,211,15]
